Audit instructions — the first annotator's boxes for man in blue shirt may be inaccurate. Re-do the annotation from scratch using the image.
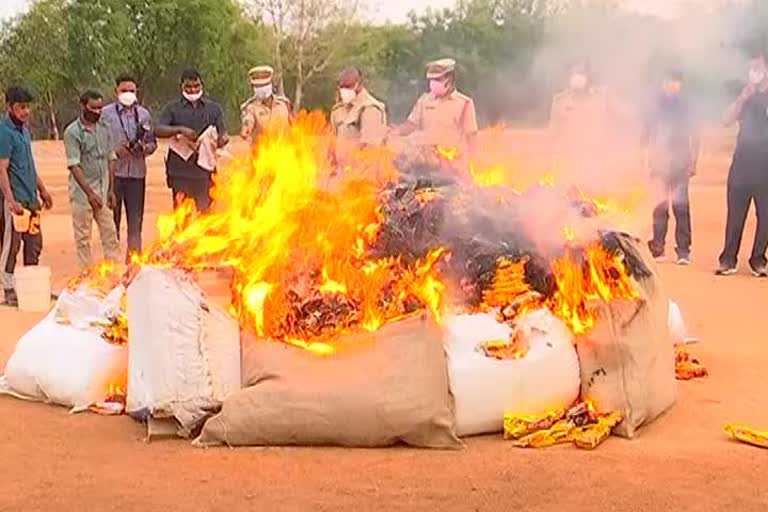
[0,86,53,306]
[101,74,157,260]
[644,69,699,265]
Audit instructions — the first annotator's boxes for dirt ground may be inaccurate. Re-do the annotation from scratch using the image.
[1,132,767,511]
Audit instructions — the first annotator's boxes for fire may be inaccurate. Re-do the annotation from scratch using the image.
[435,146,458,162]
[486,243,639,336]
[538,174,555,187]
[138,111,446,346]
[547,242,640,335]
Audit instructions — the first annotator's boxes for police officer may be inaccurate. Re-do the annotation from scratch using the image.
[330,67,387,165]
[717,50,768,277]
[398,58,478,158]
[240,66,292,141]
[549,61,614,173]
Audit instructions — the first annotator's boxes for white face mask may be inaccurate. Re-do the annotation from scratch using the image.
[749,69,766,85]
[339,88,357,105]
[183,90,203,102]
[117,91,137,107]
[570,73,588,90]
[253,84,272,99]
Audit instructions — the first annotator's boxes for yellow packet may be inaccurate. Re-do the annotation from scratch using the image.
[503,409,565,440]
[724,424,768,449]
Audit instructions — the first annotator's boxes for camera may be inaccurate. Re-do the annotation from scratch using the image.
[127,122,151,154]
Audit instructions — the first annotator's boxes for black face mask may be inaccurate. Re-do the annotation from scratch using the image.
[8,111,24,128]
[83,109,101,123]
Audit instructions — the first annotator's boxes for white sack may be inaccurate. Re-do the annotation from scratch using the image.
[1,290,127,410]
[126,267,240,434]
[445,310,581,437]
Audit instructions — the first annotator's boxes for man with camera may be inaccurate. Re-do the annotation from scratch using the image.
[101,74,157,261]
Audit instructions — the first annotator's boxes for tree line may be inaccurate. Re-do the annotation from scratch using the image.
[1,0,767,139]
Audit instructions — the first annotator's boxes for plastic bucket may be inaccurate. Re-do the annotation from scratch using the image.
[14,265,52,312]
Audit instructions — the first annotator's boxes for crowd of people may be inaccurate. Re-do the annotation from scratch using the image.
[0,51,766,305]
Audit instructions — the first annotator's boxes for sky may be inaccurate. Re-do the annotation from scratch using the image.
[0,0,732,23]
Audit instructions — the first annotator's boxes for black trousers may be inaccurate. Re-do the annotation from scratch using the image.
[650,175,691,258]
[113,176,146,260]
[719,172,768,269]
[168,176,213,212]
[1,202,43,290]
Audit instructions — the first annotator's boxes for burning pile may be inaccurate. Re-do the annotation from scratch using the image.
[136,112,445,350]
[3,109,680,449]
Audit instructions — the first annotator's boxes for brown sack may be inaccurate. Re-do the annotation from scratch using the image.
[195,315,462,449]
[577,235,676,438]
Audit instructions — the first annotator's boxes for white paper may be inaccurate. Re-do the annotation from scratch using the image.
[169,136,196,161]
[197,126,219,172]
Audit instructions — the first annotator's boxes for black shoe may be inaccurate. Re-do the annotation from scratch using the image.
[715,265,737,276]
[3,288,18,307]
[750,265,768,278]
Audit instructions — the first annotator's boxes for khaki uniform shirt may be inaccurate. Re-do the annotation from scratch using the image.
[63,119,116,206]
[549,88,613,164]
[406,90,478,149]
[331,89,387,164]
[240,95,292,139]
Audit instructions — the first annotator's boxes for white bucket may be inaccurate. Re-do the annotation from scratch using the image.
[14,265,52,313]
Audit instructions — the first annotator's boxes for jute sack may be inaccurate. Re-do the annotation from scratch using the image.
[577,235,676,438]
[195,314,461,449]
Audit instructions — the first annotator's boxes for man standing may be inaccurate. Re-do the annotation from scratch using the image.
[0,86,54,306]
[397,59,478,158]
[645,69,700,265]
[101,74,156,261]
[240,66,291,142]
[156,69,228,212]
[717,50,768,277]
[330,67,387,162]
[63,91,120,270]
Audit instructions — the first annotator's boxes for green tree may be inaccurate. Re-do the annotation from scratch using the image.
[0,0,70,139]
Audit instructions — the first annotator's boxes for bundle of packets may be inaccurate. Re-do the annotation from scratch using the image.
[723,424,768,449]
[675,345,708,380]
[504,402,623,450]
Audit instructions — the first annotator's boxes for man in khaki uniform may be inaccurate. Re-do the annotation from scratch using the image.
[240,66,292,141]
[330,67,387,165]
[549,61,616,179]
[398,58,479,158]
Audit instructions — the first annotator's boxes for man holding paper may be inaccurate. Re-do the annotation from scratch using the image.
[156,69,228,212]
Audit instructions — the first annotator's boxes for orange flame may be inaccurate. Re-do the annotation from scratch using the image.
[137,112,446,346]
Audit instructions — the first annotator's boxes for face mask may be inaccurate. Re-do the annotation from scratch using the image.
[570,74,588,90]
[339,88,357,104]
[118,91,137,107]
[253,84,273,99]
[663,82,682,96]
[749,69,766,85]
[8,111,24,127]
[83,109,101,123]
[183,90,203,102]
[429,79,448,97]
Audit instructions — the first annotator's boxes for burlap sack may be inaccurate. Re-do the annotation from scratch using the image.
[577,235,676,438]
[195,315,462,449]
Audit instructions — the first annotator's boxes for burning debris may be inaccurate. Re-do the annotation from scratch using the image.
[675,345,708,380]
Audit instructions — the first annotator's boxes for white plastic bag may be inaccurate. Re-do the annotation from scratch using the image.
[126,267,241,434]
[1,290,127,410]
[444,310,581,437]
[668,300,694,344]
